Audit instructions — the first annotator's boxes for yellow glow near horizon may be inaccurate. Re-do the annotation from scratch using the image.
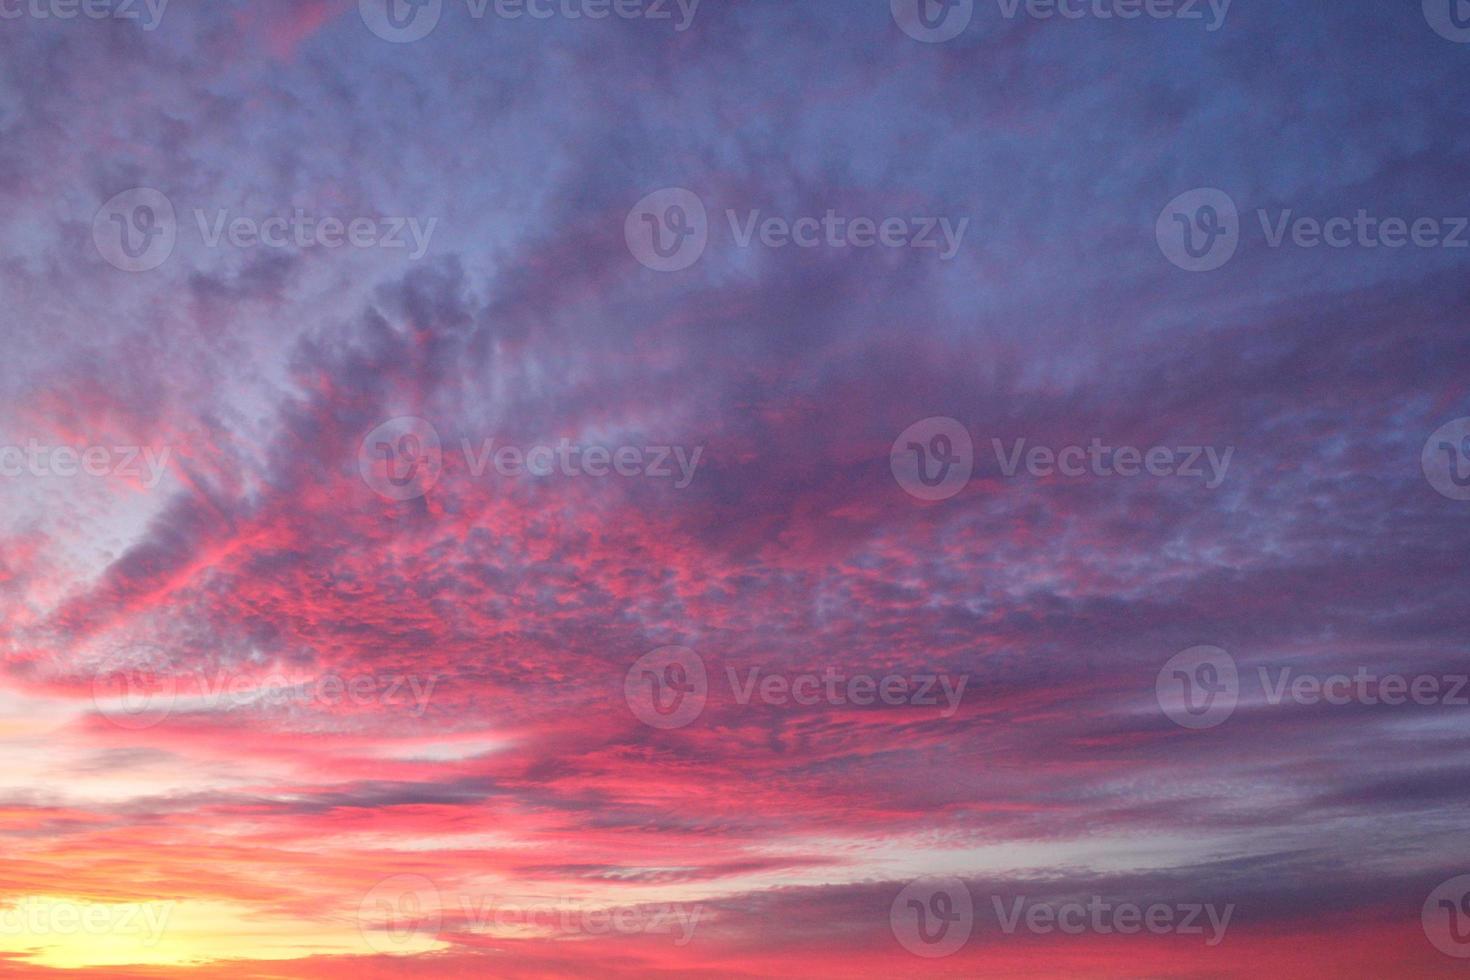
[0,895,439,970]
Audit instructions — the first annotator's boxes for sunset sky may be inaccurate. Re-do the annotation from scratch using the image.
[1,0,1469,976]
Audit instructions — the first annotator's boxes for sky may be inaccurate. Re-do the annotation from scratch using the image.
[1,0,1469,976]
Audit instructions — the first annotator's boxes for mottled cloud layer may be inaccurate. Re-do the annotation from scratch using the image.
[0,0,1467,976]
